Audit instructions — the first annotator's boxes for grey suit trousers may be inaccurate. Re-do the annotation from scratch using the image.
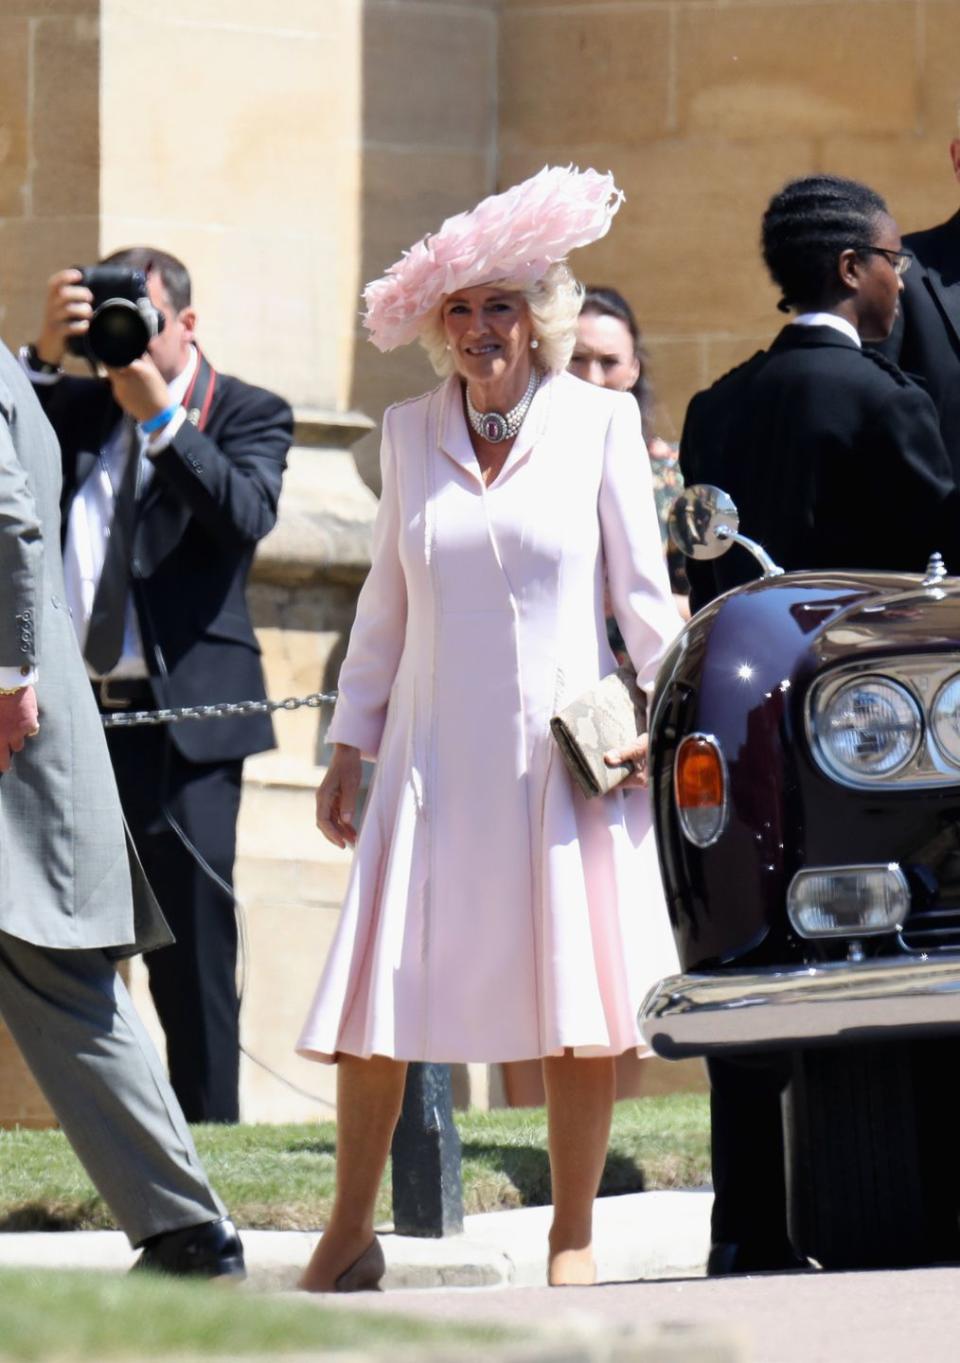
[0,929,224,1245]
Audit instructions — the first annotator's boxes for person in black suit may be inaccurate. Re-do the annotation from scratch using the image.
[875,135,960,487]
[21,248,293,1123]
[680,175,958,1272]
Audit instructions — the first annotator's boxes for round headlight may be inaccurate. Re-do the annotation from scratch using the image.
[931,675,960,766]
[817,677,922,780]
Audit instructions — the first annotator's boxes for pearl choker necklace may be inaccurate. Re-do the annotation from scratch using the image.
[465,370,539,443]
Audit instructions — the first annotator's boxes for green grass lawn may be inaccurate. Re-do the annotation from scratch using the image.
[0,1094,709,1232]
[0,1268,512,1360]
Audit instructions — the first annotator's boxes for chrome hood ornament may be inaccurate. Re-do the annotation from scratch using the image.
[921,552,947,589]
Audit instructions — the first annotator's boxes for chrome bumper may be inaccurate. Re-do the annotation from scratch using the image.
[640,953,960,1058]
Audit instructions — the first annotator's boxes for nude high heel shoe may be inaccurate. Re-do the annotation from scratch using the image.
[334,1237,386,1292]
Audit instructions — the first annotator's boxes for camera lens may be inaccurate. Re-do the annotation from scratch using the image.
[87,299,150,367]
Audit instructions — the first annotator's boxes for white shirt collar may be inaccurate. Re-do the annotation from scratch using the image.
[791,312,861,348]
[166,345,198,406]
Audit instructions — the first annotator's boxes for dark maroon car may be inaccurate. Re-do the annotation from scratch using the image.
[641,485,960,1270]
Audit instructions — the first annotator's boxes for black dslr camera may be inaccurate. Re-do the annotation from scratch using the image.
[68,266,165,368]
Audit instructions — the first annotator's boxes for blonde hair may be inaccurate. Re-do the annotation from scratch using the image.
[419,261,584,377]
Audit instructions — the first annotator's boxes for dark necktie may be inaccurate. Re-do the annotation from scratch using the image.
[84,420,140,676]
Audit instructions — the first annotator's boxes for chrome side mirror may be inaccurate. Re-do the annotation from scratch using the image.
[668,485,740,560]
[669,484,785,578]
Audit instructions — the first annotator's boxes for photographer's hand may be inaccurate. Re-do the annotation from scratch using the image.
[105,355,171,424]
[35,269,93,367]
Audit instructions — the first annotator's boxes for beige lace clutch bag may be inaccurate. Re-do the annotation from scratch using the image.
[550,666,648,799]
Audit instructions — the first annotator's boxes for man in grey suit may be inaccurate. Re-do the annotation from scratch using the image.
[0,338,244,1278]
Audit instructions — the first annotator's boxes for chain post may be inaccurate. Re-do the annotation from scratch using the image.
[390,1062,464,1237]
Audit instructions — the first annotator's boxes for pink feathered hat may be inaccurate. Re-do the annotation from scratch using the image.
[362,165,624,352]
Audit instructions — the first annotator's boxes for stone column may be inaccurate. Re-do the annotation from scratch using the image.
[0,6,101,346]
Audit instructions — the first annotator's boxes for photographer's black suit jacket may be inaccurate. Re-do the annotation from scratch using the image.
[37,363,293,764]
[877,211,960,482]
[680,323,958,613]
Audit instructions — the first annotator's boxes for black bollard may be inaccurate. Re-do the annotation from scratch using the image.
[390,1062,464,1237]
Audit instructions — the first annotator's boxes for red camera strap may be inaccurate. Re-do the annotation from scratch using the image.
[181,349,217,432]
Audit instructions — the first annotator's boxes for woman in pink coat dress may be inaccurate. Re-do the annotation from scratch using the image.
[296,167,683,1292]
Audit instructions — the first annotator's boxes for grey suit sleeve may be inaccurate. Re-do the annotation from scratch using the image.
[0,383,42,670]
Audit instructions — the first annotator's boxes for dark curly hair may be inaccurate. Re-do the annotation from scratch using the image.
[761,175,889,314]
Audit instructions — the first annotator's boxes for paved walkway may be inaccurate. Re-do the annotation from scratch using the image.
[0,1190,711,1290]
[318,1265,960,1363]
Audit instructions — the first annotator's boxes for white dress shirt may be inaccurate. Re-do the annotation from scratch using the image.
[58,348,196,680]
[791,311,862,348]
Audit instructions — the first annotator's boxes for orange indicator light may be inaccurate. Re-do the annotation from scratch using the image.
[675,736,725,809]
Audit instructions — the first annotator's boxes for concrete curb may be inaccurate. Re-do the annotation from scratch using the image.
[0,1191,711,1291]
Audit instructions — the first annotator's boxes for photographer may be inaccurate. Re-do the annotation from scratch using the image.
[21,248,293,1123]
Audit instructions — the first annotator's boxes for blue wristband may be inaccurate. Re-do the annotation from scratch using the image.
[139,404,178,435]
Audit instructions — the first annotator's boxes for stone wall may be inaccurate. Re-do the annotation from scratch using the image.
[349,0,500,491]
[499,0,960,442]
[1,2,363,399]
[98,0,362,411]
[0,4,100,350]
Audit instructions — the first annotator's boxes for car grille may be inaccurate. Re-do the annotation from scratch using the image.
[899,905,960,953]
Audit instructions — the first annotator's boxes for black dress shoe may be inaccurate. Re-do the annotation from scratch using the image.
[132,1216,246,1280]
[707,1239,810,1276]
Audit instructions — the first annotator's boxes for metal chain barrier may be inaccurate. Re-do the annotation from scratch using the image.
[101,690,338,728]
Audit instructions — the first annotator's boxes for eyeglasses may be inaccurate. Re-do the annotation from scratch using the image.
[855,246,913,277]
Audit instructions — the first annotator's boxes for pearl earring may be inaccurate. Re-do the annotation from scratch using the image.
[530,338,540,350]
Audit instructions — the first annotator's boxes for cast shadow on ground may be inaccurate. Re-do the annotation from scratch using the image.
[458,1141,643,1206]
[0,1200,102,1231]
[286,1137,335,1157]
[286,1135,643,1206]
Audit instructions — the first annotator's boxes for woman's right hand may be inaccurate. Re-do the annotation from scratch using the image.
[316,743,362,848]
